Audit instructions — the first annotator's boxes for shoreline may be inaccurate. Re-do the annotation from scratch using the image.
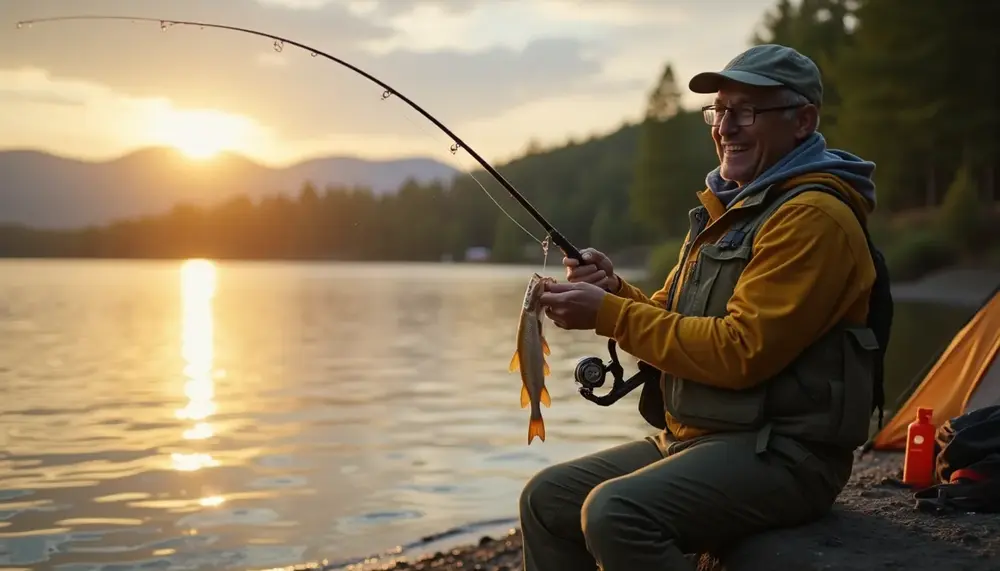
[261,267,1000,571]
[265,450,1000,571]
[889,268,1000,308]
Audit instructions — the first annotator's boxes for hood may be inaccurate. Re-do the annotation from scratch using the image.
[707,132,877,212]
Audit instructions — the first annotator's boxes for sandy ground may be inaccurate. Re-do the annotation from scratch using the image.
[324,451,999,571]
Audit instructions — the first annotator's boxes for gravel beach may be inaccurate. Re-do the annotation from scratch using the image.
[313,450,999,571]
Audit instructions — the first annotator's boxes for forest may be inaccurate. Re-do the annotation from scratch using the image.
[1,0,998,282]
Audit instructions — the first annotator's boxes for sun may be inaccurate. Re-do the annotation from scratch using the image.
[149,107,257,160]
[175,137,225,160]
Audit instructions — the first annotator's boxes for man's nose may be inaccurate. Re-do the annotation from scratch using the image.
[718,110,740,136]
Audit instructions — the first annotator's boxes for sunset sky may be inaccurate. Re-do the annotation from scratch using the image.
[2,0,777,167]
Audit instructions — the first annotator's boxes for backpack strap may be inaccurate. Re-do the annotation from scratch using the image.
[716,183,835,250]
[914,479,1000,514]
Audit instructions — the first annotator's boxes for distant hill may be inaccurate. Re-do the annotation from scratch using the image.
[0,147,460,228]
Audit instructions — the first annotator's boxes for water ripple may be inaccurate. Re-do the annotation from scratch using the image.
[0,260,656,571]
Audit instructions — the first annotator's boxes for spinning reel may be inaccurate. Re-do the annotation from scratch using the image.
[573,339,654,406]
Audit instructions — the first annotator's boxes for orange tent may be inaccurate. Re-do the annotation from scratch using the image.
[868,286,1000,450]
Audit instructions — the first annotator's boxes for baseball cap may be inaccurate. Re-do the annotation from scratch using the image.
[688,44,823,106]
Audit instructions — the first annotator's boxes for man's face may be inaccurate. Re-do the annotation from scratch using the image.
[709,83,816,186]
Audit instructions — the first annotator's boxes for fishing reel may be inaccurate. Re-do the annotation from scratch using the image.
[573,339,652,406]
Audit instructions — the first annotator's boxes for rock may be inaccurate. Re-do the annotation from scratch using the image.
[353,453,1000,571]
[692,496,1000,571]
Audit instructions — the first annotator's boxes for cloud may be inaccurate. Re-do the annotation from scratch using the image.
[255,51,289,68]
[0,0,786,163]
[533,0,693,26]
[0,87,85,107]
[358,1,610,54]
[2,0,623,143]
[336,0,488,17]
[255,0,338,8]
[369,37,611,116]
[0,67,265,158]
[0,66,452,164]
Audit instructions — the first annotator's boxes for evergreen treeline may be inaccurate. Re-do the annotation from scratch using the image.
[1,0,998,277]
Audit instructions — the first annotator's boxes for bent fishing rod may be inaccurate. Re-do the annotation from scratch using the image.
[17,14,649,406]
[15,14,584,263]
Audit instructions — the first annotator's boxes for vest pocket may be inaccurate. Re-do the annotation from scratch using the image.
[688,244,753,318]
[764,325,876,447]
[834,326,878,446]
[667,378,766,430]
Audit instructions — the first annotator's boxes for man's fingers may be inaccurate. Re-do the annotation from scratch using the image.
[542,282,581,295]
[571,271,606,286]
[580,248,600,264]
[539,288,577,308]
[567,264,602,282]
[545,308,568,329]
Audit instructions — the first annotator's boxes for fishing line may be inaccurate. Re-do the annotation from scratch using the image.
[387,112,546,246]
[13,14,578,260]
[369,79,547,246]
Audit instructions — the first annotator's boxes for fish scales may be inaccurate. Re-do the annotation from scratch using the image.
[509,273,554,444]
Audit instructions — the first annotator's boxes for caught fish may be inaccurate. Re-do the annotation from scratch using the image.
[509,272,555,444]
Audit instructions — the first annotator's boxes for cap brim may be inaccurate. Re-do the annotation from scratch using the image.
[688,70,784,94]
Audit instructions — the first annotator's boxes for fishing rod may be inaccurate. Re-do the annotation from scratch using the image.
[14,14,585,263]
[17,14,646,407]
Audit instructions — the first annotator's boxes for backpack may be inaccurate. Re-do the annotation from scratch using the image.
[913,405,1000,513]
[863,229,894,428]
[798,184,894,427]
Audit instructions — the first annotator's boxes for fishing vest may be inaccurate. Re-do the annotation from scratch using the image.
[637,182,880,449]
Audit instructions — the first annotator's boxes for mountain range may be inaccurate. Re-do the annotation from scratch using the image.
[0,148,461,229]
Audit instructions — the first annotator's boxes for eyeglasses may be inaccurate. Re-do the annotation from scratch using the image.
[701,103,805,127]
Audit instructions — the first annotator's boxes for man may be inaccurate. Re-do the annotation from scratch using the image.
[524,44,880,570]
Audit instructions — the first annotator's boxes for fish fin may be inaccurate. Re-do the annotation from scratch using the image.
[528,416,546,444]
[542,360,551,377]
[541,335,551,356]
[540,386,551,408]
[508,350,519,372]
[520,384,530,408]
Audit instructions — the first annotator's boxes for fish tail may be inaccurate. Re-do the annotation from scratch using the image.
[528,409,545,444]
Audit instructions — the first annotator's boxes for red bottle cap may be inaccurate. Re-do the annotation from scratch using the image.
[917,407,934,423]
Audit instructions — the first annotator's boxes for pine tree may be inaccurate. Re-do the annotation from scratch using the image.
[644,64,682,122]
[752,0,856,136]
[630,63,717,239]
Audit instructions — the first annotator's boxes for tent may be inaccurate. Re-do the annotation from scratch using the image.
[868,285,1000,450]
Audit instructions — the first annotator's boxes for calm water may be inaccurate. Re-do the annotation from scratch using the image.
[0,260,977,571]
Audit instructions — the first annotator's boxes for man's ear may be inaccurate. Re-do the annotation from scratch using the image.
[795,104,820,138]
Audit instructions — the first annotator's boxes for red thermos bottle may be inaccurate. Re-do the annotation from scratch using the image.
[903,407,936,489]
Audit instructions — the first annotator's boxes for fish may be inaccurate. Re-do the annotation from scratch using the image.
[509,272,555,444]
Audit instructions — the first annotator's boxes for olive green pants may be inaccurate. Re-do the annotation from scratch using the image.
[518,430,853,571]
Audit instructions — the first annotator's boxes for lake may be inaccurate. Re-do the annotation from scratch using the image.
[0,259,980,571]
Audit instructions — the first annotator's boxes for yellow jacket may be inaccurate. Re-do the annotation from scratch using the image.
[595,173,877,440]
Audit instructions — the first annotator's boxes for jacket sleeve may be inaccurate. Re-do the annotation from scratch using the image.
[613,267,675,308]
[594,202,874,390]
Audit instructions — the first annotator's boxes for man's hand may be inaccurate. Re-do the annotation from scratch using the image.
[540,281,607,331]
[563,248,620,292]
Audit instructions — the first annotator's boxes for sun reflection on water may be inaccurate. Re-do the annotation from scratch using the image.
[172,259,220,472]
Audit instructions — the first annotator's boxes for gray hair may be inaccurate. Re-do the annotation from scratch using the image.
[774,88,819,129]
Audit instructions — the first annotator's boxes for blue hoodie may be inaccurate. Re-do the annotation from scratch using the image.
[706,132,877,210]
